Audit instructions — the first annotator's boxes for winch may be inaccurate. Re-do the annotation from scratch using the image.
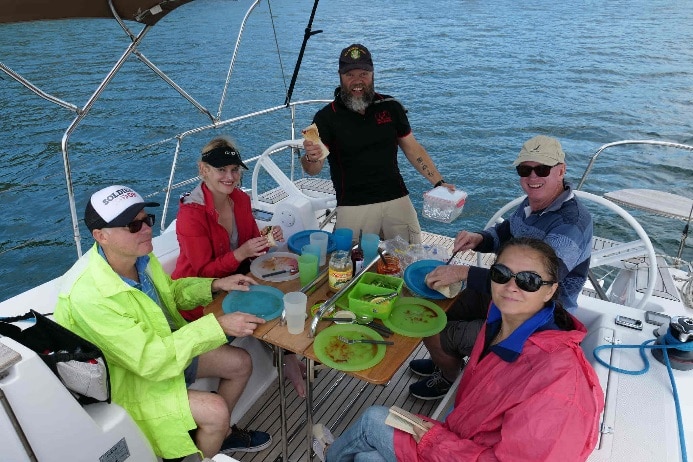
[652,316,693,370]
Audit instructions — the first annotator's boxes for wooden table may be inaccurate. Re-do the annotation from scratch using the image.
[204,268,454,460]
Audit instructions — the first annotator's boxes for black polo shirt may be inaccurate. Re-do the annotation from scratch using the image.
[313,88,412,206]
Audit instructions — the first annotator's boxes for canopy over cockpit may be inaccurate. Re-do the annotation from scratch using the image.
[0,0,193,25]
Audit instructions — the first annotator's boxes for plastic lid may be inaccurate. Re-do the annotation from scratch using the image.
[424,186,467,201]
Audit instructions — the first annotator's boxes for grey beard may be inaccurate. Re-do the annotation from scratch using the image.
[340,85,374,113]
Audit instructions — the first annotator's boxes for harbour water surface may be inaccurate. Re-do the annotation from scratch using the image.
[0,0,691,302]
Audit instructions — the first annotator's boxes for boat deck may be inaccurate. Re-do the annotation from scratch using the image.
[232,342,434,462]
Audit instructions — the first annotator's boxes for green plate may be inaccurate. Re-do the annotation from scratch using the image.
[382,297,447,337]
[313,324,386,372]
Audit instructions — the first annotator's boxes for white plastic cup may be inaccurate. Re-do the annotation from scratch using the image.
[309,232,329,266]
[283,292,307,335]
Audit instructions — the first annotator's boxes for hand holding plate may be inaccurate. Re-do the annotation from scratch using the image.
[218,312,266,337]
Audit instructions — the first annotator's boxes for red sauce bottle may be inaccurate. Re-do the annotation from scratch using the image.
[351,248,364,275]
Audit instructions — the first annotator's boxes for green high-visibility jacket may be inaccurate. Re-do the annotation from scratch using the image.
[55,243,226,458]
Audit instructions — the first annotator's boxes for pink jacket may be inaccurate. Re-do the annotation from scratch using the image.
[394,317,604,462]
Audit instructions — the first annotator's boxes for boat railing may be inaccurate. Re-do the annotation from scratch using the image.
[576,139,693,190]
[157,100,331,232]
[0,0,331,263]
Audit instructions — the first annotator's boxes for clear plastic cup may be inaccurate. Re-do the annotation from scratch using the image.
[283,292,307,335]
[361,233,380,264]
[309,232,329,266]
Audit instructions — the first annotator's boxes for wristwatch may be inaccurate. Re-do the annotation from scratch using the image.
[434,179,445,188]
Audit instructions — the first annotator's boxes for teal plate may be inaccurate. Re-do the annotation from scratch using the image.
[221,285,285,321]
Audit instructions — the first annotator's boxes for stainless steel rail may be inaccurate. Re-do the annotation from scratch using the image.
[308,254,380,338]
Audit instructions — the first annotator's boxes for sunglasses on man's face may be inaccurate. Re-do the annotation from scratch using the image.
[489,263,556,292]
[125,214,155,233]
[515,164,555,177]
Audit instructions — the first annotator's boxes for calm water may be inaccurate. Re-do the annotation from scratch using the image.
[0,0,692,302]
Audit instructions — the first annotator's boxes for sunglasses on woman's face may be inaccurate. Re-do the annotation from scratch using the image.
[489,263,556,292]
[515,164,554,177]
[125,214,155,233]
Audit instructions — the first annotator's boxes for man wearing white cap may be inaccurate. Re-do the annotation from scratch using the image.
[409,135,593,400]
[54,185,271,460]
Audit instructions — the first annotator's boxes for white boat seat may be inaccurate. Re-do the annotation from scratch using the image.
[604,189,693,221]
[1,337,157,461]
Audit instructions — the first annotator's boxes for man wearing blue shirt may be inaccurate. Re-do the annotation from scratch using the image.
[410,135,593,400]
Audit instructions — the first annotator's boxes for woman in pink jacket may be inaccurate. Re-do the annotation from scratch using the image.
[314,237,604,461]
[172,136,307,396]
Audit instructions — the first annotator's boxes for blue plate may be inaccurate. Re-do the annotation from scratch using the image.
[287,229,336,254]
[221,285,285,320]
[403,260,446,300]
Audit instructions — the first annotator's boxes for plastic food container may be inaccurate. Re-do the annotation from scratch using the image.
[376,255,402,277]
[359,273,404,292]
[422,186,468,223]
[348,274,404,319]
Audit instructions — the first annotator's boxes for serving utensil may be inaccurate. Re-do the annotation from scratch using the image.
[321,316,357,323]
[360,292,398,303]
[445,250,460,265]
[377,248,388,264]
[337,336,394,345]
[322,314,392,336]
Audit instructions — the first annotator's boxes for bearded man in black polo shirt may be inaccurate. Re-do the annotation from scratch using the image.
[302,43,454,244]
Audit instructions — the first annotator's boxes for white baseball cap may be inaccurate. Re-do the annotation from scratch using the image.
[84,185,159,231]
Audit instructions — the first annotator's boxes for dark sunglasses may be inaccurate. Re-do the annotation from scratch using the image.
[490,263,556,292]
[516,164,555,177]
[125,214,155,233]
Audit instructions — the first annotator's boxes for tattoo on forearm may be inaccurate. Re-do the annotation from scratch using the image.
[416,157,436,178]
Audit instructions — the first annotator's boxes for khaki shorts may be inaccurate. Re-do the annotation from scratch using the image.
[335,196,422,244]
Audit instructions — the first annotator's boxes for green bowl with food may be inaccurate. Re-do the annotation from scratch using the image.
[347,276,402,319]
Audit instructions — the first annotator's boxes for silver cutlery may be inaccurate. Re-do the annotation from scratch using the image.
[337,336,393,345]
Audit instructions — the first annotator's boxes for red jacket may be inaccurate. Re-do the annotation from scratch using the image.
[172,183,260,319]
[394,316,604,462]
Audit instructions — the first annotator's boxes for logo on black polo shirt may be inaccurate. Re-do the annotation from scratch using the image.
[375,110,392,125]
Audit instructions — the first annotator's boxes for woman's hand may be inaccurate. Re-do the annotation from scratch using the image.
[260,226,284,242]
[211,274,256,293]
[412,420,435,443]
[235,236,271,261]
[268,225,284,243]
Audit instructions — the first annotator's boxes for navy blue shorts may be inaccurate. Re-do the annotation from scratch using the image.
[184,357,199,387]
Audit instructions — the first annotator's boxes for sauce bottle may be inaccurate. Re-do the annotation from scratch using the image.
[352,229,364,275]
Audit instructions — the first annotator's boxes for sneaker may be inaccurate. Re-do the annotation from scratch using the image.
[220,425,272,453]
[409,370,452,400]
[312,423,335,462]
[408,358,437,377]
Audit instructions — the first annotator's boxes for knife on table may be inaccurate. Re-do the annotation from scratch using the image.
[367,321,394,336]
